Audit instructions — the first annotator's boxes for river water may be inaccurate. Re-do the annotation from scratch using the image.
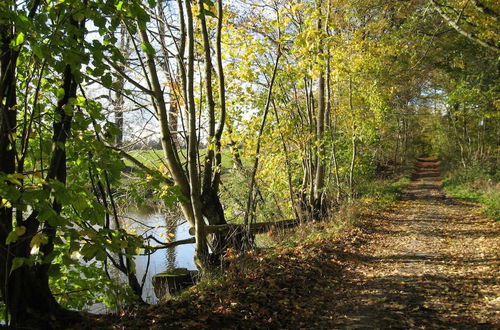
[123,210,196,303]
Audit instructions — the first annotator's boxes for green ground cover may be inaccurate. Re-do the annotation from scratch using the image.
[442,166,499,221]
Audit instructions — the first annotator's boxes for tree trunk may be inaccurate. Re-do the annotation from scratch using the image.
[244,48,281,227]
[226,122,243,170]
[185,0,209,271]
[197,0,231,257]
[114,23,127,147]
[168,94,179,147]
[348,77,356,200]
[0,24,83,326]
[136,18,196,229]
[313,0,327,219]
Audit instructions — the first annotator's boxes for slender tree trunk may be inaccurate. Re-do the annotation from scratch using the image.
[326,59,341,204]
[226,122,243,170]
[212,0,226,192]
[198,0,216,192]
[198,0,227,236]
[449,103,467,168]
[348,77,356,200]
[244,49,281,227]
[0,18,22,323]
[349,130,357,200]
[169,92,180,147]
[185,0,208,271]
[313,73,326,216]
[313,0,327,218]
[272,100,301,221]
[114,24,127,147]
[136,19,195,228]
[156,2,181,148]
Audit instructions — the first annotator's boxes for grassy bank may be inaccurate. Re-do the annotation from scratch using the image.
[256,173,411,249]
[442,167,499,221]
[358,175,411,208]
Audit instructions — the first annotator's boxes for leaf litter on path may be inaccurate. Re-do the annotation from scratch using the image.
[77,157,499,329]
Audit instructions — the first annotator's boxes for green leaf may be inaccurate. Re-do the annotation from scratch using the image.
[81,243,100,261]
[32,44,50,59]
[73,12,85,22]
[6,231,18,245]
[14,32,25,46]
[39,205,66,226]
[95,249,107,261]
[15,226,26,236]
[101,73,112,88]
[10,258,25,274]
[140,42,155,56]
[63,104,74,116]
[1,198,12,208]
[75,96,86,106]
[32,45,43,58]
[6,173,23,186]
[56,87,65,99]
[30,233,48,253]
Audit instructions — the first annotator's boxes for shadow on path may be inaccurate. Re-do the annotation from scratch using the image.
[328,157,499,329]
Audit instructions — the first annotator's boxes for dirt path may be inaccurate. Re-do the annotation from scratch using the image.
[331,158,499,329]
[81,158,498,329]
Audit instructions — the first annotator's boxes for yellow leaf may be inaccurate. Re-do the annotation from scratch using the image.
[30,233,47,249]
[1,199,12,208]
[70,251,82,259]
[15,226,26,236]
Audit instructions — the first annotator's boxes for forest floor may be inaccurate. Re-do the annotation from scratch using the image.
[79,157,499,329]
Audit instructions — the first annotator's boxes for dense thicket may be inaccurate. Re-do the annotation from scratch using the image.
[0,0,497,326]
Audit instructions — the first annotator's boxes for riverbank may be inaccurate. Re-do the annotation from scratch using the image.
[71,158,499,329]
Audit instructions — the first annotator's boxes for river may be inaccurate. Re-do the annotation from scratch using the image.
[124,209,196,303]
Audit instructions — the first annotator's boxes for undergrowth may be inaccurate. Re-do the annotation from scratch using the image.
[256,173,410,251]
[359,175,411,208]
[442,165,499,221]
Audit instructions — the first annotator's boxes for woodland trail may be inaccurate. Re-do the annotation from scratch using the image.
[331,157,499,329]
[83,158,499,329]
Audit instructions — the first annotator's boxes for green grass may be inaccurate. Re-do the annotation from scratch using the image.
[443,171,499,221]
[358,175,411,208]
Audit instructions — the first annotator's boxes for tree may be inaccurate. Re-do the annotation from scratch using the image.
[0,0,86,324]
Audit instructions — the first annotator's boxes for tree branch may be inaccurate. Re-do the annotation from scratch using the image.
[430,0,500,53]
[104,58,155,95]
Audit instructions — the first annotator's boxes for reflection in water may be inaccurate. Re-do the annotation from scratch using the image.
[166,217,177,271]
[125,210,196,303]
